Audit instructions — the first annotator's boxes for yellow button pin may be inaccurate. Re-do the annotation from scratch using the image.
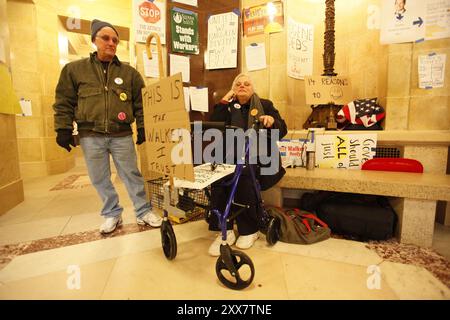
[250,108,259,117]
[119,92,127,101]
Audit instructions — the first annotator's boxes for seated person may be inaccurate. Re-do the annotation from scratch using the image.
[207,73,287,256]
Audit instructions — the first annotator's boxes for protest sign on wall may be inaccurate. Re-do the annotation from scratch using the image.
[170,7,199,55]
[287,18,314,79]
[206,12,238,69]
[133,0,166,44]
[243,1,284,36]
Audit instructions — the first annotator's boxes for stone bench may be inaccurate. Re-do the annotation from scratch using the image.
[262,167,450,247]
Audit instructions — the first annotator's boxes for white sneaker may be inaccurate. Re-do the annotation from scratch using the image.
[100,215,122,234]
[137,211,162,227]
[208,230,236,257]
[235,232,259,249]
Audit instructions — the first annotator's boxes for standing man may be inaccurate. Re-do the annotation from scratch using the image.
[53,19,162,234]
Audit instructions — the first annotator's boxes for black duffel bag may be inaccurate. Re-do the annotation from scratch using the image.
[300,191,397,241]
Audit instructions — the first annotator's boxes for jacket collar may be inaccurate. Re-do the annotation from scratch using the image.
[90,52,121,66]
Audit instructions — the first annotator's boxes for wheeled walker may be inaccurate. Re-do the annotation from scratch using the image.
[158,119,281,290]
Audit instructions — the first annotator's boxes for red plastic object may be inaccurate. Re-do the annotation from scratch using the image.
[362,158,423,173]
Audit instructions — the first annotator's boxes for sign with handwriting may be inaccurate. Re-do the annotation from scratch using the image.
[206,12,238,70]
[304,76,352,105]
[315,133,377,169]
[142,73,194,181]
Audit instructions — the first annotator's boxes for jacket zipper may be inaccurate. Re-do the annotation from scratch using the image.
[94,61,109,133]
[104,61,111,134]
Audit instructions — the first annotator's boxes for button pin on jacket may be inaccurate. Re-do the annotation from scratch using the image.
[119,92,127,101]
[114,77,123,85]
[118,112,126,120]
[250,108,258,117]
[233,103,241,109]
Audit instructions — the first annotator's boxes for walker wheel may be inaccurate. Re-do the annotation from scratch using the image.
[161,220,177,260]
[266,216,280,246]
[215,250,255,290]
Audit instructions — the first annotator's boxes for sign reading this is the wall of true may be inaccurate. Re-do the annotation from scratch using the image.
[304,76,352,105]
[142,73,194,181]
[315,133,377,169]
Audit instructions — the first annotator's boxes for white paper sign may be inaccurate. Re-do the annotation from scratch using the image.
[315,134,377,169]
[277,140,307,168]
[418,53,446,89]
[287,18,314,79]
[17,99,32,116]
[426,0,450,40]
[380,0,426,44]
[133,0,166,44]
[171,163,236,190]
[143,51,160,78]
[172,0,198,6]
[245,43,267,71]
[189,87,208,112]
[206,12,238,70]
[170,54,190,83]
[183,87,190,111]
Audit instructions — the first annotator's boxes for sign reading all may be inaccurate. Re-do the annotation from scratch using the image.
[315,133,377,169]
[304,76,353,105]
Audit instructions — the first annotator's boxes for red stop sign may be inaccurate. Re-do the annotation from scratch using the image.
[139,1,161,24]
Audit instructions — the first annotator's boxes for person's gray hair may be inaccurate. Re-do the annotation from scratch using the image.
[231,73,256,92]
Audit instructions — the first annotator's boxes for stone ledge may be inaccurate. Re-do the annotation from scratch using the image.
[278,167,450,202]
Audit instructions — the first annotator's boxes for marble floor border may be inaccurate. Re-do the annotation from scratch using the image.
[1,223,448,289]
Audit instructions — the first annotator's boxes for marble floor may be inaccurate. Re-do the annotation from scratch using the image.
[0,157,449,300]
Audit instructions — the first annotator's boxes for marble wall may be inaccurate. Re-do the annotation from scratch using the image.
[6,0,134,178]
[0,0,24,215]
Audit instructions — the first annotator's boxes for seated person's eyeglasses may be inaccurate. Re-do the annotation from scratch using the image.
[96,34,119,45]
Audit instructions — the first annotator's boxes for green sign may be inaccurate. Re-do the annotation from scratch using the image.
[171,7,199,55]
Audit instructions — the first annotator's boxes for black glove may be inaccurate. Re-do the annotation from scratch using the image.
[56,129,75,152]
[136,127,146,145]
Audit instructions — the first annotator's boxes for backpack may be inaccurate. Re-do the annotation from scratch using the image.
[300,191,397,241]
[266,207,331,244]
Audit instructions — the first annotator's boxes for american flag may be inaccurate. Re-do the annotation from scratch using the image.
[336,98,385,128]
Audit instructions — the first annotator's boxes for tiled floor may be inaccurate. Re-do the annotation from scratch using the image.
[0,157,449,300]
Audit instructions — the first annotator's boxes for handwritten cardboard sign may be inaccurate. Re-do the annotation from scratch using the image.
[304,76,352,105]
[315,133,377,169]
[142,73,195,181]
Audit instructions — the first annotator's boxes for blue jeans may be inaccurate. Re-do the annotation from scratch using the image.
[80,135,151,219]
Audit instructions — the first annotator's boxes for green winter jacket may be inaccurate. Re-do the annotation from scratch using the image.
[53,52,145,134]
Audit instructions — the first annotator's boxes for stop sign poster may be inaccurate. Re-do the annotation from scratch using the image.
[170,7,199,55]
[133,0,166,44]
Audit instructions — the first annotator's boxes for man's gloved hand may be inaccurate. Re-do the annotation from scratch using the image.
[136,127,146,145]
[56,129,75,152]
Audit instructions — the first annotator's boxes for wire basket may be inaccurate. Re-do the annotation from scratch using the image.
[147,178,210,222]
